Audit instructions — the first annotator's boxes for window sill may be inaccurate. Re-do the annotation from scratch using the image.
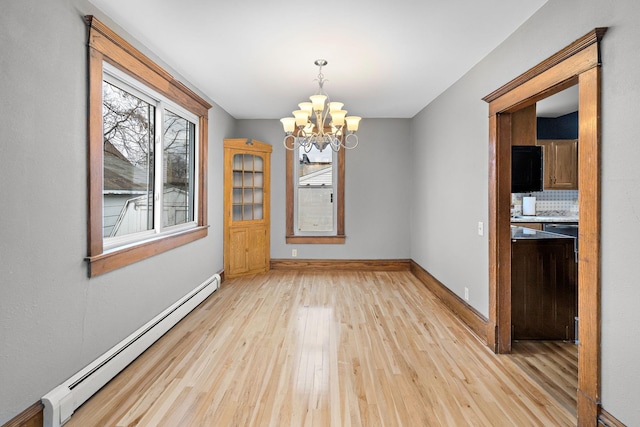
[87,226,208,277]
[286,235,345,244]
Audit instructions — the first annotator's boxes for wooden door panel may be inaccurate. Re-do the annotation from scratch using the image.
[247,228,267,272]
[229,228,248,276]
[553,140,578,188]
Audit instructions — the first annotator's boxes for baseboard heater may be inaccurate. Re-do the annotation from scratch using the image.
[42,273,220,427]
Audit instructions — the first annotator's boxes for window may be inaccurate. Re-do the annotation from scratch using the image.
[86,16,211,277]
[102,67,198,247]
[286,142,345,244]
[295,146,336,234]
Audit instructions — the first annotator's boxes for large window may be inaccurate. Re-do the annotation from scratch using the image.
[102,68,198,248]
[286,142,345,244]
[86,16,211,276]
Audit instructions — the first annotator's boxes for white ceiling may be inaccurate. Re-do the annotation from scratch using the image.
[88,0,548,120]
[537,85,579,118]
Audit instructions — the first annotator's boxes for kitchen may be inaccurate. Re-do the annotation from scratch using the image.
[508,86,580,413]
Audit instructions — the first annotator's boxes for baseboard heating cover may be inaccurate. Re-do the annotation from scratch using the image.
[42,273,220,427]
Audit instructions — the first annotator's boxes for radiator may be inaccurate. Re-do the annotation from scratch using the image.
[42,274,220,427]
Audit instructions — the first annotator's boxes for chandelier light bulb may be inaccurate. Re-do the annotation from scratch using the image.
[331,110,347,127]
[345,116,361,132]
[292,110,309,127]
[280,117,296,133]
[329,102,344,113]
[298,102,313,116]
[309,95,327,113]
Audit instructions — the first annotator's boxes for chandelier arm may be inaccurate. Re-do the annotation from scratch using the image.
[283,133,297,151]
[303,139,314,153]
[327,135,341,151]
[343,133,359,149]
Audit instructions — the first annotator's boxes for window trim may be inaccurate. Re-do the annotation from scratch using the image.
[86,16,211,277]
[285,137,345,244]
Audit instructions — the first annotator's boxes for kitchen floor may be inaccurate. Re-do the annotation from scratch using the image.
[510,340,578,416]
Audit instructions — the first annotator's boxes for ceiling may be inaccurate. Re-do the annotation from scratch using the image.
[88,0,548,120]
[536,85,579,118]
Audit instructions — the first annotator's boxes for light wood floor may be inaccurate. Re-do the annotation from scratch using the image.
[67,270,576,426]
[510,340,578,417]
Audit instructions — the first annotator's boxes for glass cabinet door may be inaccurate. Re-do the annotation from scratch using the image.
[232,154,264,222]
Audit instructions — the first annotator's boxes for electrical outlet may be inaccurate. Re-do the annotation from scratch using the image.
[464,287,469,301]
[292,249,297,257]
[477,221,484,236]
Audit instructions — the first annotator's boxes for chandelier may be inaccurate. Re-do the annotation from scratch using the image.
[280,59,361,152]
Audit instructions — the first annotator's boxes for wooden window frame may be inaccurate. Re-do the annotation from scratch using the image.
[285,140,345,244]
[85,16,211,277]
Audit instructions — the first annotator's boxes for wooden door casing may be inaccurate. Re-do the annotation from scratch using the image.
[483,28,606,424]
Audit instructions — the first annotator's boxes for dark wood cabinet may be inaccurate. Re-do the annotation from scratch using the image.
[537,139,578,190]
[511,238,577,340]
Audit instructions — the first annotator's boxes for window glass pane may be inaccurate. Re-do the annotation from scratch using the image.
[243,171,253,186]
[254,172,264,187]
[233,154,243,170]
[299,146,332,185]
[254,156,263,172]
[233,171,242,187]
[233,188,242,204]
[102,81,155,238]
[254,204,263,220]
[233,205,242,221]
[297,187,333,232]
[243,154,253,170]
[243,188,253,204]
[243,204,253,220]
[163,110,195,227]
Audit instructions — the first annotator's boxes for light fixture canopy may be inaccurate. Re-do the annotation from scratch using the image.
[281,59,361,152]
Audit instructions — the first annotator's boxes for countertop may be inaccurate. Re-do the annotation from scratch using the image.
[511,225,576,240]
[510,212,578,223]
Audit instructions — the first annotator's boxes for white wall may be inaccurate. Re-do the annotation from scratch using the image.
[0,0,233,423]
[410,73,490,316]
[409,0,640,424]
[235,119,412,260]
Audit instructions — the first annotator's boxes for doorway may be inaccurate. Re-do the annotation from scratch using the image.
[483,28,606,424]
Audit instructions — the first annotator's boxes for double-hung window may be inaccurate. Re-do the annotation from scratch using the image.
[294,146,337,234]
[86,16,211,276]
[286,141,345,244]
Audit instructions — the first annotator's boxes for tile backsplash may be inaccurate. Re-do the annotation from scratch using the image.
[511,190,578,215]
